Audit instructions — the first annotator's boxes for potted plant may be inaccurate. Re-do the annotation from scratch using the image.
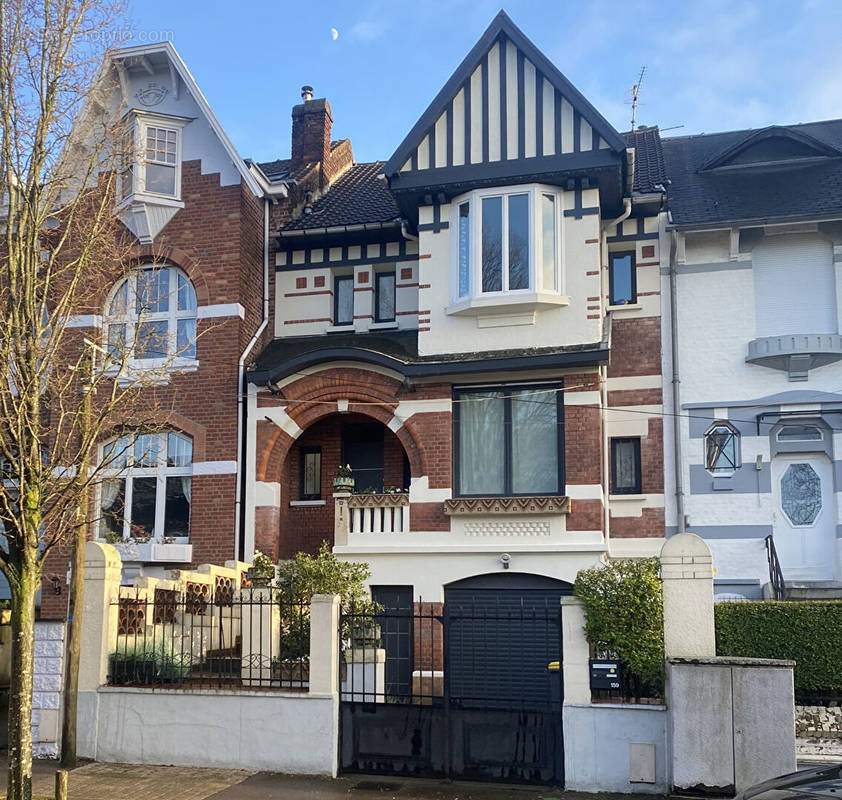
[247,550,276,587]
[333,464,354,491]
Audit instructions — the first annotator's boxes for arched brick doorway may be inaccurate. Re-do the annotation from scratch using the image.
[277,413,411,559]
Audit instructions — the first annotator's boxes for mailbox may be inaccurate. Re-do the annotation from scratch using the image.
[589,659,621,690]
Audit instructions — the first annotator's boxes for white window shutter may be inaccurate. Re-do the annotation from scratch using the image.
[753,233,836,336]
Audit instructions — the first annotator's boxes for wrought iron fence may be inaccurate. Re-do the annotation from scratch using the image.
[108,588,310,690]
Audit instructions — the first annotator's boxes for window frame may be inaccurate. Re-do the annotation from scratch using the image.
[608,250,637,306]
[451,183,563,302]
[704,422,741,474]
[452,382,565,498]
[98,431,193,543]
[104,265,198,368]
[299,447,322,501]
[374,271,397,323]
[334,274,354,326]
[610,437,642,495]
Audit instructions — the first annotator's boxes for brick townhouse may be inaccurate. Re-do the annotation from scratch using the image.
[40,12,669,617]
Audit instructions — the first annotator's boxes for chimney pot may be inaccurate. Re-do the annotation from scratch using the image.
[301,85,314,101]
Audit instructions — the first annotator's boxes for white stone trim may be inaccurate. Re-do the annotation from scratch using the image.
[255,480,280,507]
[197,303,245,320]
[192,460,238,475]
[393,398,452,419]
[604,375,661,391]
[409,476,452,503]
[566,484,604,501]
[563,391,601,406]
[290,499,326,507]
[609,493,665,518]
[261,406,303,439]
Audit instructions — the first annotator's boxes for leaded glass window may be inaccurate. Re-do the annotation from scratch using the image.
[781,462,822,526]
[705,423,740,473]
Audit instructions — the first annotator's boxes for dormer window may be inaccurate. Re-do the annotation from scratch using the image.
[452,184,563,307]
[119,114,185,203]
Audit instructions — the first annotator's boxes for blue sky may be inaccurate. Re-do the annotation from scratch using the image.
[129,0,842,164]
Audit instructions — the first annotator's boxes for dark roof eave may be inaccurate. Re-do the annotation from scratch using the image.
[278,220,403,238]
[668,209,842,232]
[247,344,610,387]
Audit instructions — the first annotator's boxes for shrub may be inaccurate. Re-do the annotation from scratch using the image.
[573,559,664,690]
[715,601,842,697]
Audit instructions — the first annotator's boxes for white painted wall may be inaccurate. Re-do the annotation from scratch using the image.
[78,687,338,775]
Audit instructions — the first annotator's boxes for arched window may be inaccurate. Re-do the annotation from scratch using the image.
[704,422,740,473]
[105,266,197,363]
[99,431,192,542]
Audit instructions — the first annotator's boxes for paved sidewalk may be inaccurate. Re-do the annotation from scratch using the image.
[0,761,636,800]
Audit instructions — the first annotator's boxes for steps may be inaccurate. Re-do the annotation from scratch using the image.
[785,582,842,601]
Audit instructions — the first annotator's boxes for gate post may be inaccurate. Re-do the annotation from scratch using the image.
[660,532,715,658]
[560,596,590,703]
[309,594,340,694]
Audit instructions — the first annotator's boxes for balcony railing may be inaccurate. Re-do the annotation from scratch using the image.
[348,493,410,533]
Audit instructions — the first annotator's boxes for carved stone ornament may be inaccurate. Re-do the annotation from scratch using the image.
[348,493,410,508]
[135,82,169,107]
[443,496,570,515]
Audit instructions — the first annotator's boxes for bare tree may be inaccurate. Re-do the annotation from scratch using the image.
[0,2,206,797]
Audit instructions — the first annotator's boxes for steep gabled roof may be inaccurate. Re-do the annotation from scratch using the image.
[384,11,625,194]
[662,118,842,227]
[623,127,666,194]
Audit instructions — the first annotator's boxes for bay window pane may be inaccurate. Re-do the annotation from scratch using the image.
[375,273,396,322]
[177,318,196,359]
[101,479,125,538]
[511,389,558,494]
[458,392,505,494]
[135,320,168,359]
[541,194,557,291]
[508,194,530,290]
[145,162,176,195]
[335,275,353,325]
[130,477,157,537]
[109,280,128,315]
[458,203,470,296]
[107,323,126,358]
[134,434,159,467]
[164,477,191,537]
[136,269,169,313]
[481,196,503,292]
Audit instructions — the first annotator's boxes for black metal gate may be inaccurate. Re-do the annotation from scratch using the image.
[339,573,569,785]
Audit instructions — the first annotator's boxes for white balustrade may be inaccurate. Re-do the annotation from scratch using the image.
[345,494,410,534]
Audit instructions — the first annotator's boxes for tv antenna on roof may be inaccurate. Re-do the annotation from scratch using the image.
[629,66,646,129]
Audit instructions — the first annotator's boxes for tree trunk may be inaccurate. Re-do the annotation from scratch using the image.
[60,528,84,767]
[7,567,38,800]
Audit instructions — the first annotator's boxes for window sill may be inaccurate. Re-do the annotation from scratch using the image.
[446,292,570,317]
[444,496,570,515]
[607,302,641,311]
[369,321,399,331]
[117,193,184,210]
[326,324,355,333]
[106,358,199,386]
[609,494,646,501]
[289,500,326,507]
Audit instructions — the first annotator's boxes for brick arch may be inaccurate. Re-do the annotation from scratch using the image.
[256,368,429,481]
[127,244,211,305]
[98,410,207,462]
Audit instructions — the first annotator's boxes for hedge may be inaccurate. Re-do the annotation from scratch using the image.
[715,601,842,696]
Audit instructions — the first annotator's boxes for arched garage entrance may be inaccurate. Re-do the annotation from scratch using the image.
[339,573,571,785]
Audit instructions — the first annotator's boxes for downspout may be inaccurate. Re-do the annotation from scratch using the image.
[235,197,270,560]
[669,225,686,533]
[598,149,634,549]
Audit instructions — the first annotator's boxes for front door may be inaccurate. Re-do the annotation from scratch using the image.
[772,454,837,581]
[342,423,384,492]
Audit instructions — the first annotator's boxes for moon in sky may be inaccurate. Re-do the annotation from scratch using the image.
[330,28,339,41]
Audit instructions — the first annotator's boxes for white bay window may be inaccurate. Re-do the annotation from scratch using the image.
[450,184,567,315]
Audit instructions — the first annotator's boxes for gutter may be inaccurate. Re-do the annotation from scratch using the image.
[278,220,402,239]
[235,197,270,561]
[666,210,842,233]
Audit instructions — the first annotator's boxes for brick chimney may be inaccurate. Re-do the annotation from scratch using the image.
[291,85,332,168]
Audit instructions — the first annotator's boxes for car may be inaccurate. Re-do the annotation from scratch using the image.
[735,763,842,800]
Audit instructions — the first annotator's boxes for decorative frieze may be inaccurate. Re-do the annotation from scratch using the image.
[443,496,570,515]
[348,493,410,509]
[464,520,552,537]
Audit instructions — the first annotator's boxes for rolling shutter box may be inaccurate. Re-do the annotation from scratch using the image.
[753,233,837,337]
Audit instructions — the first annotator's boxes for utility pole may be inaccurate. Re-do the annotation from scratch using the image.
[60,356,92,767]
